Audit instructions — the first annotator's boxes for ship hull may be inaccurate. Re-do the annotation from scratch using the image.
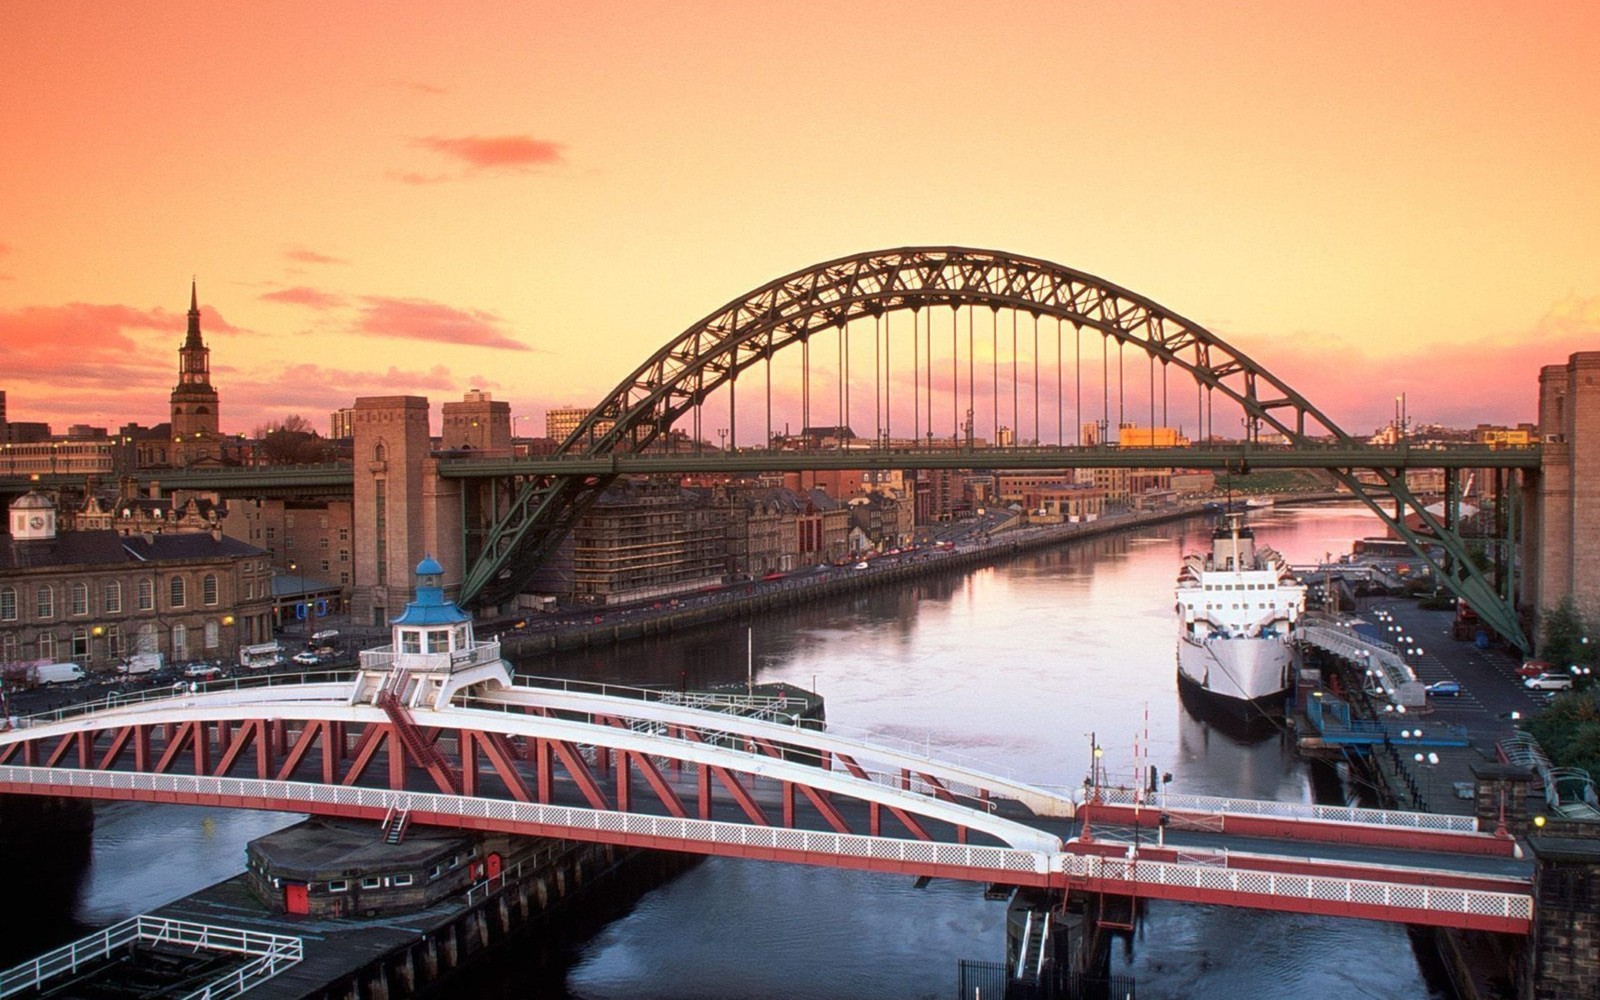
[1176,635,1292,714]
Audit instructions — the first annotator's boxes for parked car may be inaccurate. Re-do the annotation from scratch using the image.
[1524,673,1574,691]
[1516,659,1553,678]
[311,629,340,643]
[35,662,87,686]
[1425,680,1462,697]
[290,650,321,667]
[182,661,223,680]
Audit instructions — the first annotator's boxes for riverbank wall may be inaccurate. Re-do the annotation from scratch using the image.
[498,502,1267,657]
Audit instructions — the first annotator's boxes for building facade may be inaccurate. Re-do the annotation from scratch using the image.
[2,492,275,673]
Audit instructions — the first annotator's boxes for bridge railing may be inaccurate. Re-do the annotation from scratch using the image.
[1059,853,1531,925]
[0,763,1058,866]
[1093,785,1479,833]
[3,669,358,729]
[0,914,302,1000]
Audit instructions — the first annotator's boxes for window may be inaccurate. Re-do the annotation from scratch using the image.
[401,632,422,654]
[265,527,276,542]
[319,537,329,550]
[339,549,349,563]
[72,628,90,663]
[170,576,186,608]
[106,625,122,659]
[0,634,15,661]
[338,527,349,542]
[36,585,54,620]
[104,581,121,615]
[137,579,154,611]
[204,620,220,650]
[172,624,188,660]
[285,514,295,529]
[38,633,56,659]
[71,582,89,616]
[360,876,382,889]
[0,587,14,622]
[328,880,349,893]
[202,574,218,606]
[137,623,158,653]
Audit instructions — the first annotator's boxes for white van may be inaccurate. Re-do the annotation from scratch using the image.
[118,652,164,675]
[35,662,87,685]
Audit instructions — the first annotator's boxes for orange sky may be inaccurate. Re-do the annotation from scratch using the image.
[2,1,1597,441]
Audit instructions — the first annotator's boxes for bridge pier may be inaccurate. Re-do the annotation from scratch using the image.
[1527,351,1600,640]
[1520,830,1600,1000]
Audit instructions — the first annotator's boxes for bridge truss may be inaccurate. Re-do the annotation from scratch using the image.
[458,248,1528,650]
[0,676,1531,933]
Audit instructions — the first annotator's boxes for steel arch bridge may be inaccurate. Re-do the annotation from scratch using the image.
[457,246,1524,649]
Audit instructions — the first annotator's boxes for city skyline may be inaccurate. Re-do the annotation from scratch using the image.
[3,2,1597,439]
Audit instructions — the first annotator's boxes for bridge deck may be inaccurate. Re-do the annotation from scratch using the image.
[0,676,1533,933]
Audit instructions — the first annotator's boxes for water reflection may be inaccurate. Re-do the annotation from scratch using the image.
[550,505,1449,999]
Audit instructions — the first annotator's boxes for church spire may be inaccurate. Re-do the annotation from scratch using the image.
[185,279,203,348]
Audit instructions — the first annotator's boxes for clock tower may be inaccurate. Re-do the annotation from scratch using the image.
[170,281,222,466]
[9,491,56,541]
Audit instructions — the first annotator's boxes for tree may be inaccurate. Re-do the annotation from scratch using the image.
[252,414,335,466]
[1539,596,1596,669]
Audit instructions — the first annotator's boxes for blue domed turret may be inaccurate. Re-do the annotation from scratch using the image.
[392,554,470,630]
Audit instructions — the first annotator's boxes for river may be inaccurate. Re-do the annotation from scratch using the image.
[27,504,1452,998]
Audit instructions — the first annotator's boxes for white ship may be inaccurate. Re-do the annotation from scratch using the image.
[1175,516,1306,716]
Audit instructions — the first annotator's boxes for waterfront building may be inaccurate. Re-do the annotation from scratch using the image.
[1,490,275,671]
[569,484,724,605]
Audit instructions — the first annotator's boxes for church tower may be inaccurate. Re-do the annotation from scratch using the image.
[170,281,221,466]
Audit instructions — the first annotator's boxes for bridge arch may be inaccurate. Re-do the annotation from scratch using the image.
[463,247,1523,650]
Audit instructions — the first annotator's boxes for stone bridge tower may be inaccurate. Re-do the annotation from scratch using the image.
[1526,351,1600,636]
[350,396,463,627]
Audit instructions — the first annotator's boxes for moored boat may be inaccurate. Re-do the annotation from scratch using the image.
[1175,515,1305,719]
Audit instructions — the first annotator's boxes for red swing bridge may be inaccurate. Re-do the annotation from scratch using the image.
[0,667,1534,936]
[0,559,1532,936]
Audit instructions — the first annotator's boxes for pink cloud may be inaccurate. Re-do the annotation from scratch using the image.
[353,296,529,350]
[415,134,565,170]
[284,247,350,266]
[390,170,451,186]
[261,286,347,310]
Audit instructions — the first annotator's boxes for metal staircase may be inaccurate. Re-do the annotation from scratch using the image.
[375,670,460,795]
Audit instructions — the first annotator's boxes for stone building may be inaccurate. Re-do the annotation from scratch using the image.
[219,498,355,586]
[569,484,724,605]
[1,491,275,672]
[1530,351,1600,628]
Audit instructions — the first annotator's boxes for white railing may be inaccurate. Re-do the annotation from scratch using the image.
[0,914,302,1000]
[1056,853,1533,924]
[0,764,1057,869]
[1094,786,1480,833]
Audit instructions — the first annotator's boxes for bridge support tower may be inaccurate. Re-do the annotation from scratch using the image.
[350,396,463,627]
[1521,833,1600,1000]
[1526,351,1600,642]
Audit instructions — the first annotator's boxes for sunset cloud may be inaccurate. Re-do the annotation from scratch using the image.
[261,286,347,310]
[414,134,565,171]
[390,170,451,186]
[284,247,350,266]
[353,296,529,350]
